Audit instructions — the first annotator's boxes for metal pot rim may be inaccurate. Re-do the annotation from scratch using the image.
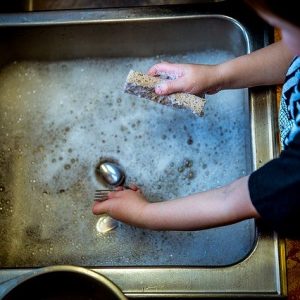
[3,265,127,300]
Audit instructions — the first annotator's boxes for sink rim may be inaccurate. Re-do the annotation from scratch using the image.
[0,9,286,298]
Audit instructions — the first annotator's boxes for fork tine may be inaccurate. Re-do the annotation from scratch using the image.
[95,191,110,195]
[94,194,110,198]
[94,190,110,202]
[94,196,109,200]
[94,194,109,201]
[94,197,109,202]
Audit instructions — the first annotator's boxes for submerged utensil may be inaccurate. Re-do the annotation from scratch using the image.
[96,215,119,234]
[94,187,130,202]
[94,161,126,233]
[96,161,125,186]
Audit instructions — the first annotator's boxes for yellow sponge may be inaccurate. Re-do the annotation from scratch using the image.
[124,70,206,117]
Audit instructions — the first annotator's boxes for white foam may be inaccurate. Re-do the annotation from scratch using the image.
[0,50,252,267]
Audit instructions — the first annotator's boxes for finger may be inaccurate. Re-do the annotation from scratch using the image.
[206,87,221,95]
[107,190,122,199]
[155,78,187,95]
[115,186,124,191]
[107,190,128,198]
[129,184,143,195]
[128,183,139,191]
[147,62,169,76]
[148,62,183,78]
[92,201,110,215]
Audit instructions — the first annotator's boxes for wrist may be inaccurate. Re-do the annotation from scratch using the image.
[216,62,231,90]
[140,202,163,230]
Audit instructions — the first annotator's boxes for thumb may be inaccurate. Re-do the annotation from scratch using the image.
[155,78,187,95]
[92,200,110,215]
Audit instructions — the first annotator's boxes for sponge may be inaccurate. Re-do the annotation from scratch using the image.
[124,70,206,116]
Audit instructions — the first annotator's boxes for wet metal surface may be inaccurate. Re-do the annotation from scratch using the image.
[0,52,254,267]
[0,8,286,298]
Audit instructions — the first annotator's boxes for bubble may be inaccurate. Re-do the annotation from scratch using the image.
[0,52,251,266]
[178,166,184,173]
[64,164,71,170]
[184,159,193,168]
[187,171,194,180]
[187,137,193,145]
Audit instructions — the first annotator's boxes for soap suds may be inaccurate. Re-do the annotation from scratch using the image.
[0,50,253,267]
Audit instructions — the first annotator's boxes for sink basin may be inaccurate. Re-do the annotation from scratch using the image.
[0,4,286,298]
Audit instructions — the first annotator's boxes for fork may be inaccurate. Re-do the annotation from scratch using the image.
[94,189,114,202]
[94,186,130,202]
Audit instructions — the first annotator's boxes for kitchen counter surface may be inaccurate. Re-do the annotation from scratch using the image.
[286,240,300,299]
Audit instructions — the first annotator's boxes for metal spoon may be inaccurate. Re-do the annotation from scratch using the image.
[96,161,125,186]
[96,215,118,234]
[95,161,125,234]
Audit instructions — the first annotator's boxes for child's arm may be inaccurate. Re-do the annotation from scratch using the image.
[92,176,260,230]
[148,41,293,96]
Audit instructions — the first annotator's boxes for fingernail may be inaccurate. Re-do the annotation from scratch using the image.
[152,66,158,75]
[155,84,165,94]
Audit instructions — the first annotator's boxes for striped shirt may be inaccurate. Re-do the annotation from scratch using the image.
[280,56,300,148]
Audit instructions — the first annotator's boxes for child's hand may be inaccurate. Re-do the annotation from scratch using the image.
[147,62,223,96]
[92,185,150,227]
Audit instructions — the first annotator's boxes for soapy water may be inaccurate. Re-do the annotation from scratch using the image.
[0,50,254,267]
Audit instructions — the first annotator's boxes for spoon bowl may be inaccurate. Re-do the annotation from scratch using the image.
[96,161,125,186]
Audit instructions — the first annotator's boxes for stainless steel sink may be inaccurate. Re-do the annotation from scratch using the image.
[0,4,286,298]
